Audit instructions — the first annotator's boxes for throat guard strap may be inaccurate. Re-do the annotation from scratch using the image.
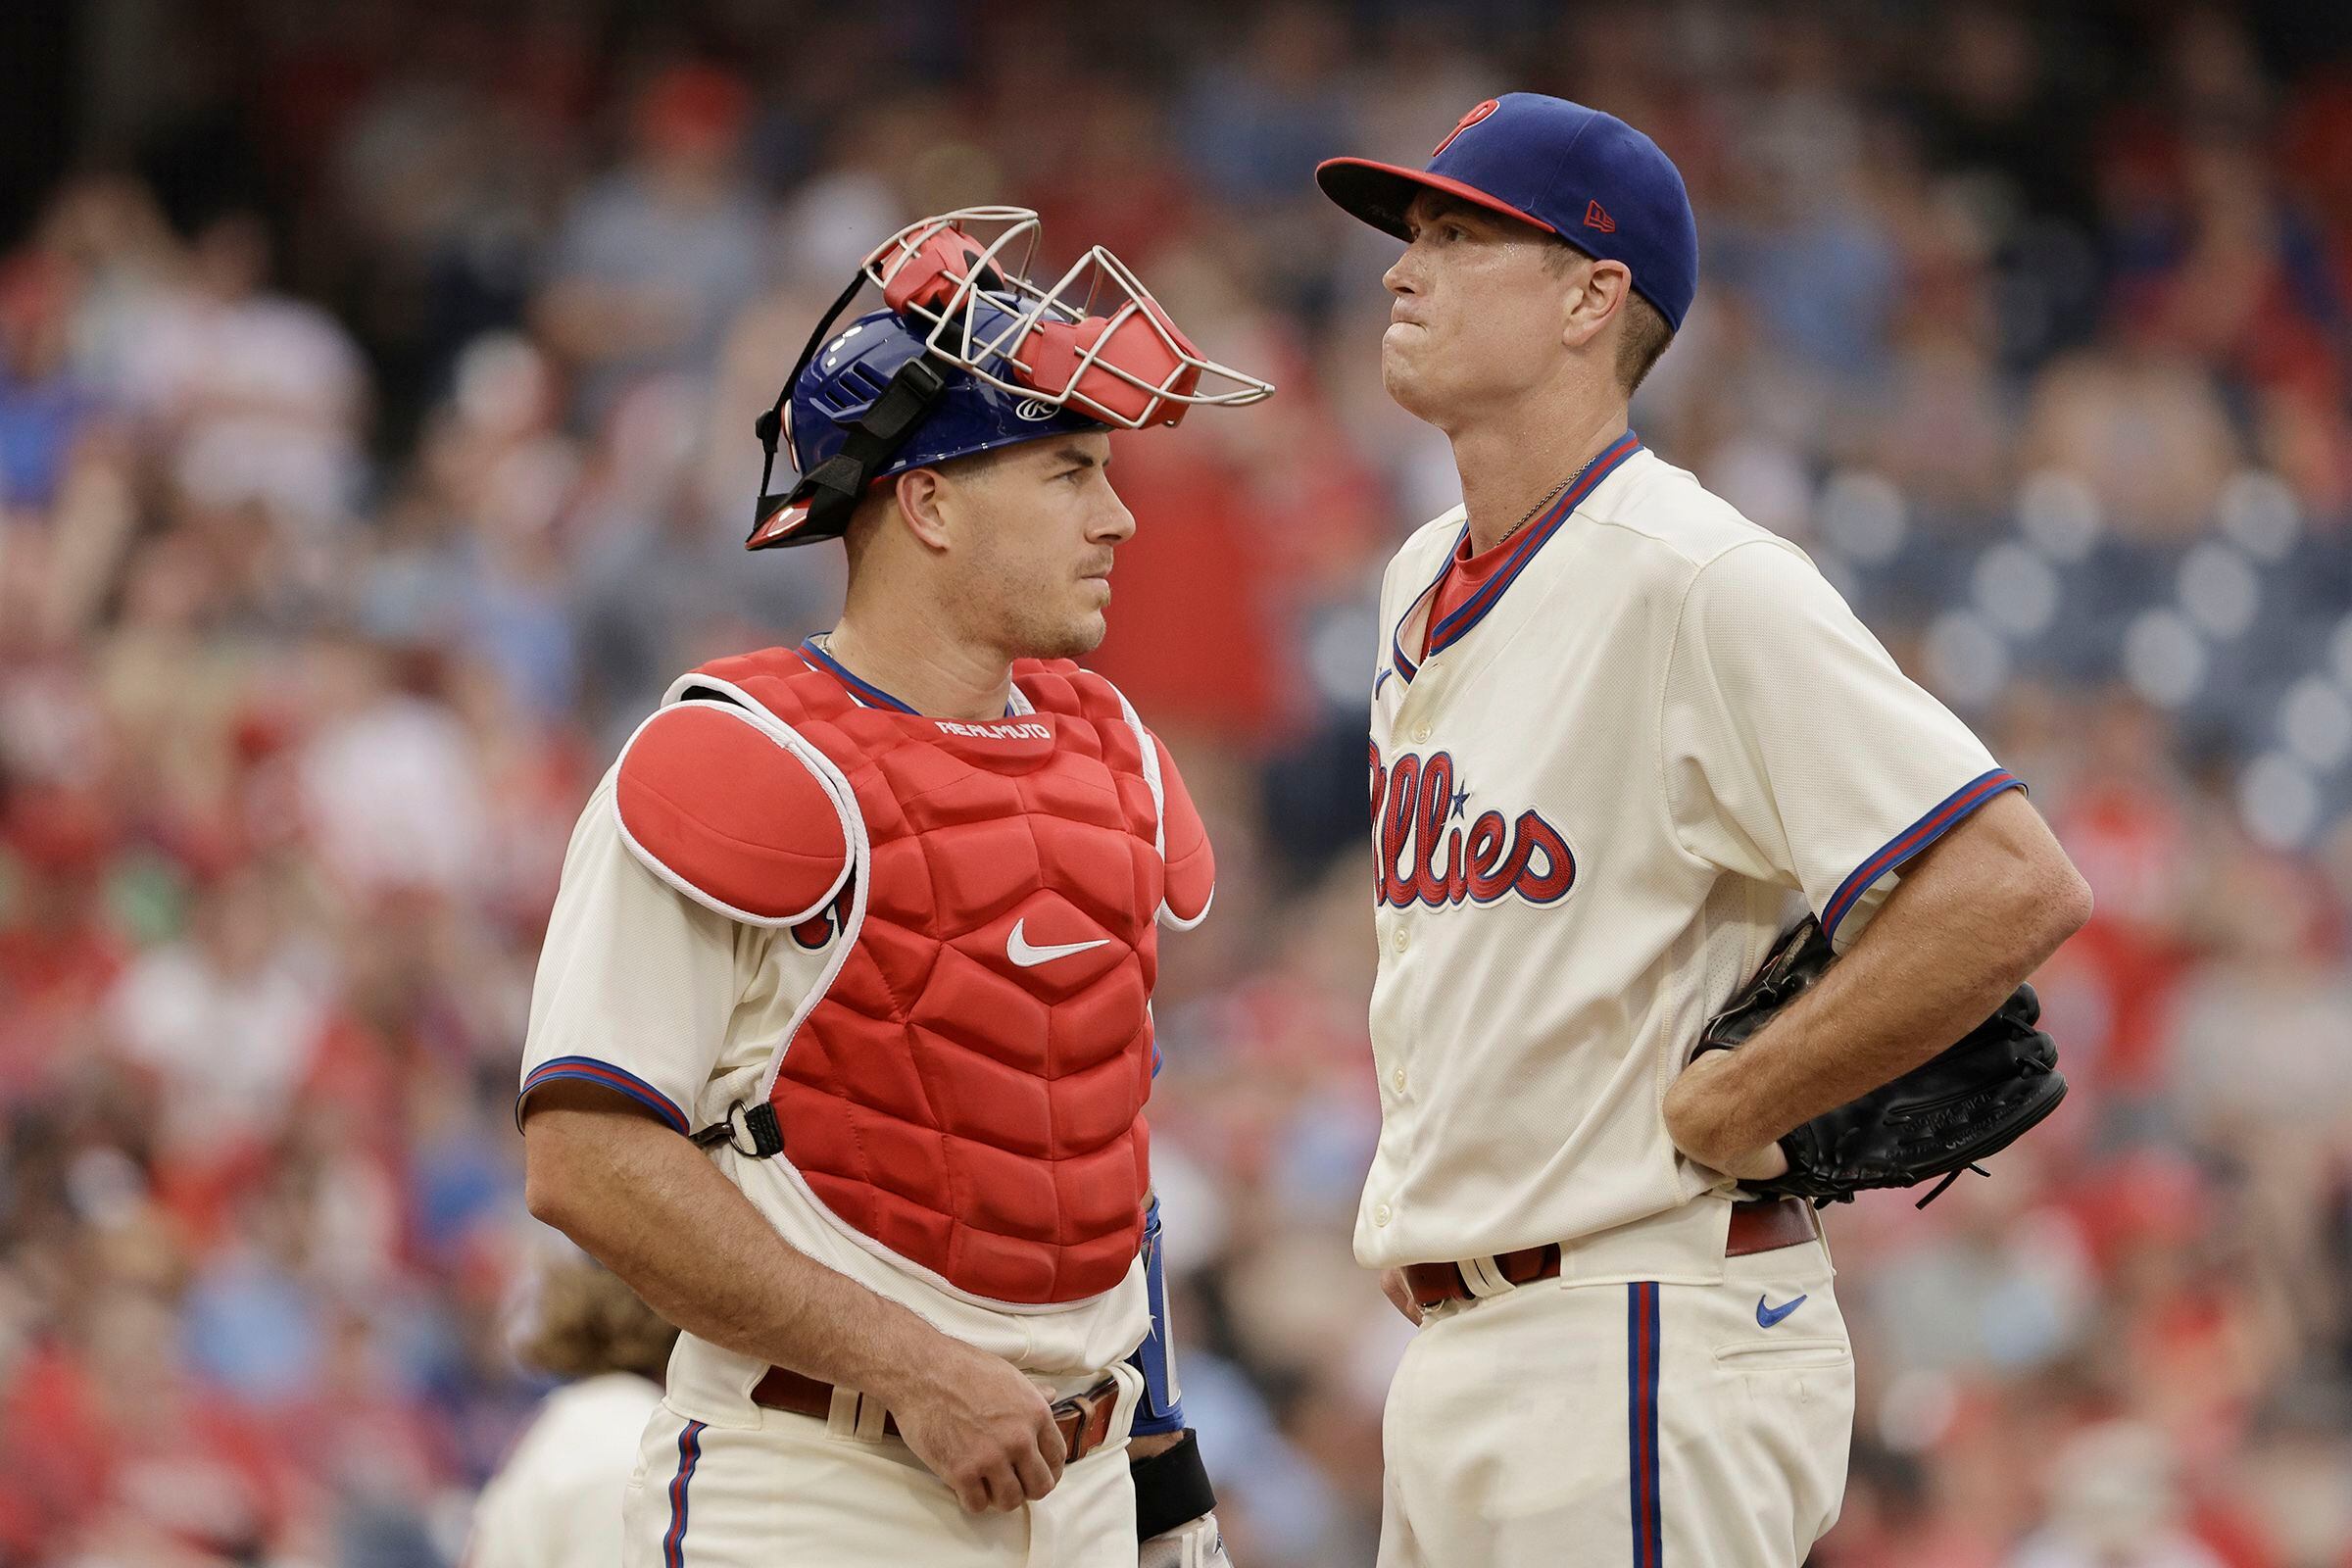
[752,271,952,549]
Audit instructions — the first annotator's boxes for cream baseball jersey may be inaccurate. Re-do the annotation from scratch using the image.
[1360,435,2020,1274]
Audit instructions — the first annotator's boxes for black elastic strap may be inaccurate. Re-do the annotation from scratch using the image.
[751,347,951,546]
[690,1101,785,1158]
[1130,1428,1216,1541]
[753,271,867,519]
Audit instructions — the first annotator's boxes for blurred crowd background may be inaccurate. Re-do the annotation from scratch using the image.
[4,0,2352,1563]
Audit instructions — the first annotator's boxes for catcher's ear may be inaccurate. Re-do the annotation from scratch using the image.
[888,467,956,551]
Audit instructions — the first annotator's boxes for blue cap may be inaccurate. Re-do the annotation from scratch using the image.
[1317,92,1698,330]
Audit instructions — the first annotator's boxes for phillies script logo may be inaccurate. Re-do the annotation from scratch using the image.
[1370,744,1576,908]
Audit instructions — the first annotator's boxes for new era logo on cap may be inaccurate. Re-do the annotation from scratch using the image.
[1315,92,1700,331]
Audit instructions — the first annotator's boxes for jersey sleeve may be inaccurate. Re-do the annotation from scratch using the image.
[517,776,746,1136]
[1661,539,2022,947]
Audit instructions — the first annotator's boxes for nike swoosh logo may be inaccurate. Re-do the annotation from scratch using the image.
[1756,1294,1808,1329]
[1006,918,1111,968]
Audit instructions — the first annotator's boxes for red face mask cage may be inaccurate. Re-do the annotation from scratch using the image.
[862,207,1273,430]
[750,207,1273,551]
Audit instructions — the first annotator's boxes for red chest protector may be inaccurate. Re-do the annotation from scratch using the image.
[615,647,1211,1307]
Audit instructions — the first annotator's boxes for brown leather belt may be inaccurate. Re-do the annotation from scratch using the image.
[750,1367,1126,1462]
[1402,1197,1820,1311]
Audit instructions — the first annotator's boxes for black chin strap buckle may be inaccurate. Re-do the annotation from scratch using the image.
[690,1100,785,1158]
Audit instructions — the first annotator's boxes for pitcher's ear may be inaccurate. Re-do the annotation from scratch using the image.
[1562,257,1633,353]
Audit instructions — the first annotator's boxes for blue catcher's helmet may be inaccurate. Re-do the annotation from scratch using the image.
[748,299,1102,550]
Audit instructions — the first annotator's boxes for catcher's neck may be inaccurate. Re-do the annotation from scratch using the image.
[817,613,1014,723]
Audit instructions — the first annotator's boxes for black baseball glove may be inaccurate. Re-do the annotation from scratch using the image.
[1692,916,2067,1206]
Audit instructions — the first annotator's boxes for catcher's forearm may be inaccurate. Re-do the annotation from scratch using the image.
[1670,791,2089,1165]
[522,1084,946,1401]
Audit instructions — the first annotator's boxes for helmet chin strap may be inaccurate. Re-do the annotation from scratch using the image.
[749,355,948,550]
[750,269,865,548]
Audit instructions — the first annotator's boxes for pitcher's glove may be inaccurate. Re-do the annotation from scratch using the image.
[1692,916,2067,1207]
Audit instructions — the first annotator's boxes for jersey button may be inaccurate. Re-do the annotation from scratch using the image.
[1391,1066,1407,1092]
[1373,1202,1393,1226]
[1412,722,1432,743]
[1392,925,1410,955]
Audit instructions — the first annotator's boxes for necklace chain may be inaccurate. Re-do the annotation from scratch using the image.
[1489,445,1608,551]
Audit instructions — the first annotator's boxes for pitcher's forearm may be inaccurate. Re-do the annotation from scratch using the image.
[1675,793,2089,1158]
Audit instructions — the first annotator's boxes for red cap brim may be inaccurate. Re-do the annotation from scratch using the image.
[1314,158,1559,242]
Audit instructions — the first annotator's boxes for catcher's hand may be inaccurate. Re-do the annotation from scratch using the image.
[1692,916,2067,1206]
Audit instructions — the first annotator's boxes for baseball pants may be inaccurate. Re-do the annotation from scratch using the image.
[622,1363,1144,1568]
[1378,1237,1853,1567]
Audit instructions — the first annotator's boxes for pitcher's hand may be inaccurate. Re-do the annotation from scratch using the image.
[1381,1267,1424,1325]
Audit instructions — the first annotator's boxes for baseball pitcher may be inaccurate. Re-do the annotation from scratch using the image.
[517,210,1266,1566]
[1317,95,2093,1565]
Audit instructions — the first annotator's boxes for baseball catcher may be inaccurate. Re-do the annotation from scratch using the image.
[518,208,1266,1567]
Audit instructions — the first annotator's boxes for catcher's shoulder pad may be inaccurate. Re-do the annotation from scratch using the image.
[613,699,853,926]
[1021,661,1214,930]
[1153,734,1214,929]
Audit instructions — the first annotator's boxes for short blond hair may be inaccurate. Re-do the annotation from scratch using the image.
[1614,293,1674,395]
[516,1256,678,1383]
